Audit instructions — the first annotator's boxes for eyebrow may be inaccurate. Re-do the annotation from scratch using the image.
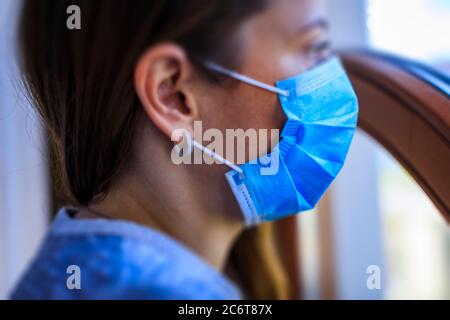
[297,17,330,34]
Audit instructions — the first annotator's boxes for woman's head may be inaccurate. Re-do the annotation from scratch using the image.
[19,0,328,207]
[19,0,329,299]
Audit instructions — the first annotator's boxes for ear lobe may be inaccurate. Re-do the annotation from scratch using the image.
[134,43,197,139]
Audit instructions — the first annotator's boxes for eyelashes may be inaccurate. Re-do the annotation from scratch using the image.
[304,39,333,65]
[312,40,331,53]
[311,40,332,58]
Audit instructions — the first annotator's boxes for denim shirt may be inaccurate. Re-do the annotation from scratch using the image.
[11,208,242,300]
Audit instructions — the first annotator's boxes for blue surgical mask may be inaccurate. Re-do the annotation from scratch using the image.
[187,57,358,226]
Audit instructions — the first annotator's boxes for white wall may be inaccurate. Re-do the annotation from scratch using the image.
[0,0,50,299]
[326,0,385,299]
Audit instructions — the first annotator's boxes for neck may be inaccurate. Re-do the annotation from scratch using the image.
[84,161,244,271]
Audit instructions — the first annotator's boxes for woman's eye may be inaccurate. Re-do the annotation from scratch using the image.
[310,40,332,61]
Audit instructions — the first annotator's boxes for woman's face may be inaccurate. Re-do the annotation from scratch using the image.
[134,0,330,220]
[193,0,329,163]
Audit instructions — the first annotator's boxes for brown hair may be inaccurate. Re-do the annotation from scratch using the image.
[18,0,289,299]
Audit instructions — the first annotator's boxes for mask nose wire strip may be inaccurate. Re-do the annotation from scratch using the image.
[204,61,290,97]
[191,139,244,177]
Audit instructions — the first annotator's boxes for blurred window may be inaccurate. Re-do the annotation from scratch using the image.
[367,0,450,299]
[367,0,450,73]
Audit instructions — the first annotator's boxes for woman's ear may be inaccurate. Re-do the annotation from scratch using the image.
[134,43,198,138]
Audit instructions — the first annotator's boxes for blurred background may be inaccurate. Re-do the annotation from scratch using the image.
[1,0,449,299]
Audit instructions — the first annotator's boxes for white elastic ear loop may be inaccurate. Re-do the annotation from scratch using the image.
[204,61,290,97]
[191,140,244,177]
[176,132,244,177]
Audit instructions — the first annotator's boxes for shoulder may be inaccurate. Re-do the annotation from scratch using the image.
[10,213,241,300]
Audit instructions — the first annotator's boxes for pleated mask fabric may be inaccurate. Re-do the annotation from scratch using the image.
[219,57,359,226]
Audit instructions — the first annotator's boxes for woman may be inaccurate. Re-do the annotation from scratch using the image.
[11,0,357,299]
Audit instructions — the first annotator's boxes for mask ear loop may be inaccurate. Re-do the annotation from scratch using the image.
[204,61,290,97]
[191,140,244,178]
[175,132,244,178]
